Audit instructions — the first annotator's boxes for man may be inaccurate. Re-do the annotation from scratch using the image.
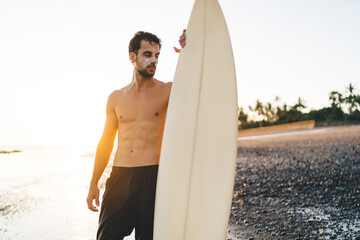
[86,31,186,240]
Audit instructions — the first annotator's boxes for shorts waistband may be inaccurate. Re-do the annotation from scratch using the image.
[111,165,158,173]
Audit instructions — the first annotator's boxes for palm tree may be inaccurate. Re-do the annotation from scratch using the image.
[344,83,357,114]
[264,102,276,122]
[291,97,306,111]
[329,91,343,109]
[355,95,360,109]
[249,100,265,120]
[238,107,248,124]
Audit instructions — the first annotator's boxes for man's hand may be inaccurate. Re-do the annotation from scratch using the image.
[174,29,187,53]
[86,183,100,212]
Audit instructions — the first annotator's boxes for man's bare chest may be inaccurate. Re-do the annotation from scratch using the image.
[113,92,168,123]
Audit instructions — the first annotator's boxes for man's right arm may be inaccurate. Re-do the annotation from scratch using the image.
[86,92,118,212]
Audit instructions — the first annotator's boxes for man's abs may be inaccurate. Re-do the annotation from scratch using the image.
[113,137,162,167]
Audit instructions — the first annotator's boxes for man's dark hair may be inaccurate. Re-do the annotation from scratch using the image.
[128,31,162,55]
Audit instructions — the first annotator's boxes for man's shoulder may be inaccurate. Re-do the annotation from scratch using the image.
[154,79,172,90]
[109,85,131,98]
[107,87,128,106]
[153,80,172,99]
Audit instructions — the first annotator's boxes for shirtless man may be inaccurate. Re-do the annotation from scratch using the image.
[86,31,186,240]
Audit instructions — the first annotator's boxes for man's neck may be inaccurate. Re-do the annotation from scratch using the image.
[131,70,155,92]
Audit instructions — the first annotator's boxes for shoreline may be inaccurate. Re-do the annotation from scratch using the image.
[238,127,331,141]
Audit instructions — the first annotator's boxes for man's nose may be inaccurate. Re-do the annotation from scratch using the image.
[151,56,158,65]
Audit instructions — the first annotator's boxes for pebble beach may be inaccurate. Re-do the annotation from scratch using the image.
[227,125,360,239]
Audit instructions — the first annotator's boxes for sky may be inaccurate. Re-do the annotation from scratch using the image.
[0,0,359,146]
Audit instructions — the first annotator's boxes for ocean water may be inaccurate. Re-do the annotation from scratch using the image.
[0,145,135,240]
[237,128,330,141]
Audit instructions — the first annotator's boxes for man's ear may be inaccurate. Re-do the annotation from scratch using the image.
[129,52,136,64]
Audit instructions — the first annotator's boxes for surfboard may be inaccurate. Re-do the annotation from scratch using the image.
[154,0,238,239]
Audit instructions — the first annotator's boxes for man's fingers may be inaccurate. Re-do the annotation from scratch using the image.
[174,29,187,52]
[86,193,99,212]
[86,198,99,212]
[179,29,187,48]
[89,205,99,212]
[95,194,100,207]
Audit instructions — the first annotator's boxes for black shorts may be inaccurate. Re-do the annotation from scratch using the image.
[97,165,158,240]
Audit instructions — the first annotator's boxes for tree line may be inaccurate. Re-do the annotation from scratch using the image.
[238,83,360,130]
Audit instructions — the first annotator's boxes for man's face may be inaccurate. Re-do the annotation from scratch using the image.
[133,40,160,78]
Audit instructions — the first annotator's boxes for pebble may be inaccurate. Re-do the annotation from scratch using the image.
[229,126,360,239]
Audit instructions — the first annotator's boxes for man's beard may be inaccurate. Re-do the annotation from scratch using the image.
[137,68,155,78]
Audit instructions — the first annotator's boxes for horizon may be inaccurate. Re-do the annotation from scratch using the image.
[1,0,359,146]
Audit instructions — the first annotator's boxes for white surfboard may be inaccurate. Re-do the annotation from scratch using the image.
[154,0,238,239]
